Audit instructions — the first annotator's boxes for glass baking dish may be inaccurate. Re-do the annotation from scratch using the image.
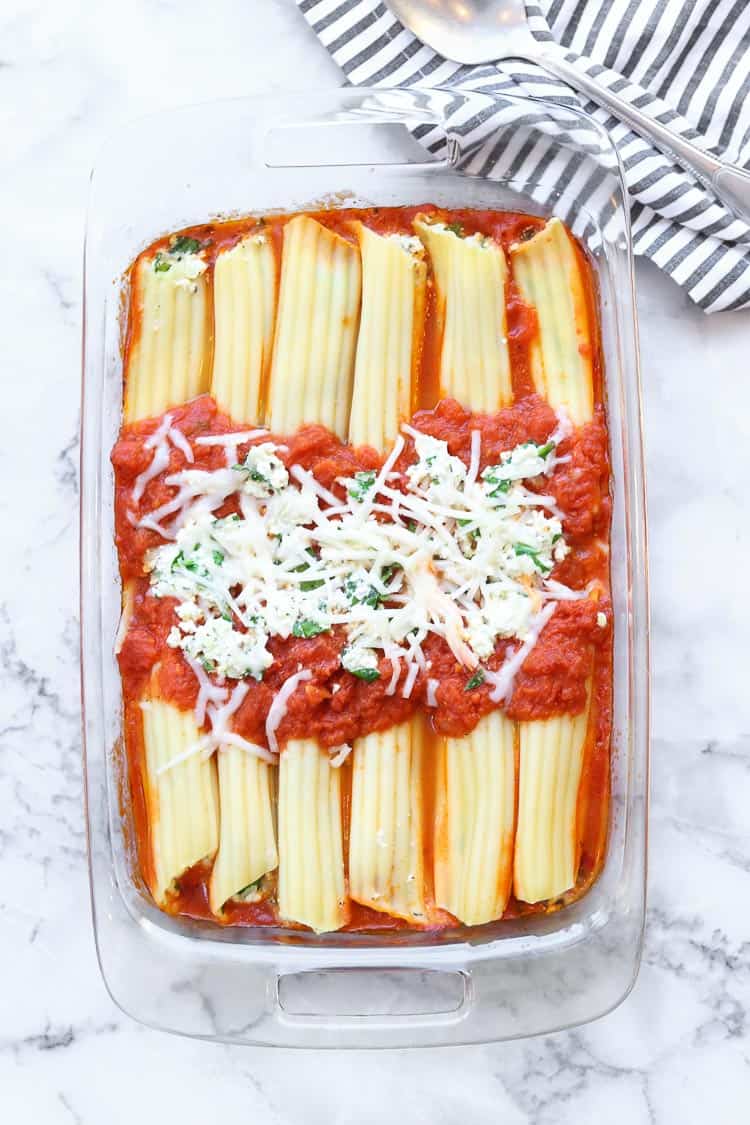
[80,86,649,1047]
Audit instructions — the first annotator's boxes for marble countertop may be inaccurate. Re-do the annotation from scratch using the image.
[2,0,749,1119]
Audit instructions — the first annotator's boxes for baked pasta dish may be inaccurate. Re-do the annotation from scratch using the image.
[112,207,612,934]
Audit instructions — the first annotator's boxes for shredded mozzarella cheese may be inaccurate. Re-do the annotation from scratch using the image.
[328,743,353,768]
[485,603,557,703]
[185,655,229,726]
[167,426,194,464]
[386,655,402,696]
[401,662,419,699]
[194,429,269,447]
[132,414,173,503]
[466,429,481,486]
[142,425,584,701]
[266,669,312,754]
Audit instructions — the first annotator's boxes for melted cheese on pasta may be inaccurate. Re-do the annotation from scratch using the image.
[138,423,575,693]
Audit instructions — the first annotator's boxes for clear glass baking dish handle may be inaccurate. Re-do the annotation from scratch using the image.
[273,967,473,1046]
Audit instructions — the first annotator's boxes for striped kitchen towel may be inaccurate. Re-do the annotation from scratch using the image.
[297,0,750,312]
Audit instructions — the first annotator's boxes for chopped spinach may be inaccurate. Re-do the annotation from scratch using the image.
[292,619,327,638]
[170,234,202,255]
[344,577,380,608]
[233,460,270,488]
[351,667,380,683]
[465,668,485,691]
[514,542,551,572]
[236,877,262,898]
[347,470,376,502]
[484,469,512,498]
[291,558,324,591]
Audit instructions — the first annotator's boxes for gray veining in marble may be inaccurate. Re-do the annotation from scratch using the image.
[1,0,749,1119]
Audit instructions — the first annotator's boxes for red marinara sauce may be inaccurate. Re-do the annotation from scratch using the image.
[114,205,613,931]
[113,394,611,750]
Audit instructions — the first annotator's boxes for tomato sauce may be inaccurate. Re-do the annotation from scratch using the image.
[113,394,610,746]
[115,206,612,933]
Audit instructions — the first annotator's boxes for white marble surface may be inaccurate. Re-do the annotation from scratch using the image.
[2,0,750,1118]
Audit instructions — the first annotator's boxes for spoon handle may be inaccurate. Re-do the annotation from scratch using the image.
[538,50,750,229]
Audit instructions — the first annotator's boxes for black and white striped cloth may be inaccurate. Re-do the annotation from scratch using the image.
[297,0,750,312]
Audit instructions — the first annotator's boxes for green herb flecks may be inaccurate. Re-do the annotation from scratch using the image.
[347,470,376,503]
[171,550,199,574]
[170,235,203,256]
[351,667,380,683]
[292,619,328,639]
[345,577,382,608]
[465,668,485,691]
[233,461,271,490]
[380,563,401,585]
[291,557,324,592]
[514,542,551,573]
[170,548,216,588]
[236,877,263,899]
[484,469,512,498]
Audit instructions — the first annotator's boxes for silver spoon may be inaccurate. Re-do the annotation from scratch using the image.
[386,0,750,228]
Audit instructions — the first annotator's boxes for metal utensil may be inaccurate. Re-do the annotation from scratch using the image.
[386,0,750,227]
